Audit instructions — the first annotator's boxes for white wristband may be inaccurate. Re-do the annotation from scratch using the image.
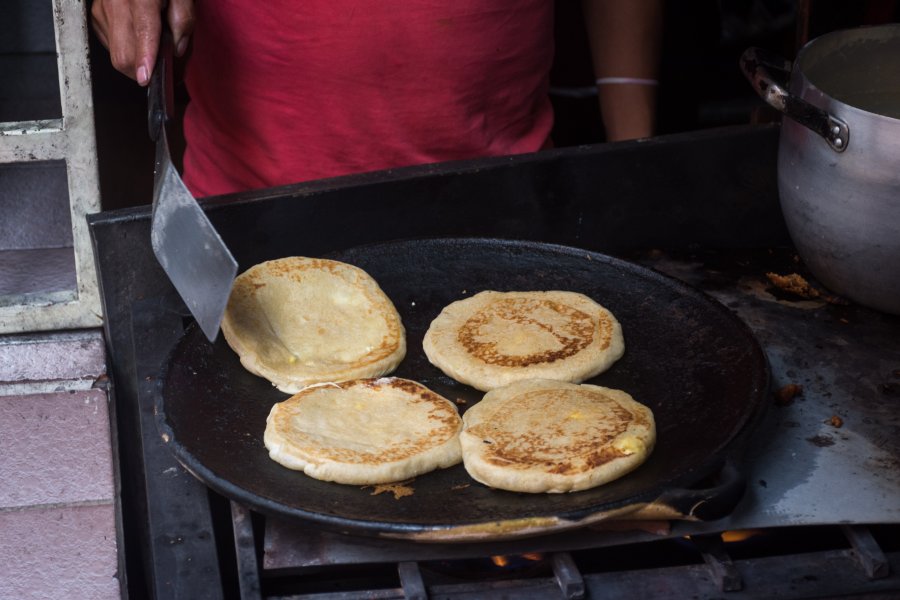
[595,77,658,86]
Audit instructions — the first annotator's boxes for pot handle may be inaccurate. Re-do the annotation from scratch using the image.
[740,47,850,152]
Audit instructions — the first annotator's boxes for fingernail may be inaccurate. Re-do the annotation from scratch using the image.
[137,64,150,86]
[176,36,189,57]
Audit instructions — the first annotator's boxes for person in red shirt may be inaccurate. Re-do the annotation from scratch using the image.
[92,0,662,197]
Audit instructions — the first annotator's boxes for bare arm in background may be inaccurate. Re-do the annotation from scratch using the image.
[583,0,664,141]
[91,0,662,139]
[91,0,195,85]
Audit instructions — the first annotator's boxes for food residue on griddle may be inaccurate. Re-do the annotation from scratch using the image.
[365,480,415,499]
[806,434,835,448]
[766,272,820,299]
[774,383,803,406]
[881,382,900,397]
[826,415,844,428]
[765,272,849,305]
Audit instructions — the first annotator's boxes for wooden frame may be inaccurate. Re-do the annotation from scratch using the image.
[0,0,102,333]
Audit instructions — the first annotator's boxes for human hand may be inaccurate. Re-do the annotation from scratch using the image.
[91,0,195,86]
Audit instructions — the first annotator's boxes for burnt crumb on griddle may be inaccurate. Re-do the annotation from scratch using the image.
[453,397,468,406]
[806,434,835,448]
[766,272,819,298]
[764,272,850,305]
[881,382,900,397]
[758,479,768,488]
[365,480,415,500]
[826,415,844,428]
[775,383,803,406]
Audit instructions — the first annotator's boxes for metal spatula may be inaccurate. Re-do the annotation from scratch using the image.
[148,35,237,342]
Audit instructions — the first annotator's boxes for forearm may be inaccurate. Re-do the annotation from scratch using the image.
[582,0,663,141]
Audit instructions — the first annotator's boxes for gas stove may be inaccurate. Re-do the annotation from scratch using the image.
[88,124,900,599]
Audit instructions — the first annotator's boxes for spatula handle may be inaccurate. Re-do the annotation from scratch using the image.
[148,30,175,142]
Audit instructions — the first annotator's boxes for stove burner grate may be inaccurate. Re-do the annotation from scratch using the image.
[223,500,899,599]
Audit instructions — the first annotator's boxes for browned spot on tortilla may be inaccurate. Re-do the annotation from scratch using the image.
[472,389,633,472]
[457,297,602,367]
[278,379,461,465]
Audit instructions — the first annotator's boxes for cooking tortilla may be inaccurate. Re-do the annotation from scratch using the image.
[221,257,406,393]
[460,379,655,493]
[423,290,624,391]
[264,378,462,485]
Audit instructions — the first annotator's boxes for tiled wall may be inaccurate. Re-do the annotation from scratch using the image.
[0,330,120,599]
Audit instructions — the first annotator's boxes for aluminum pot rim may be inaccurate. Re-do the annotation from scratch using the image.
[791,23,900,124]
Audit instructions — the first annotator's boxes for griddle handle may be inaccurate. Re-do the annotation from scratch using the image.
[655,459,746,521]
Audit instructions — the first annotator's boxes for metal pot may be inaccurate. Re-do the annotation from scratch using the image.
[741,24,900,314]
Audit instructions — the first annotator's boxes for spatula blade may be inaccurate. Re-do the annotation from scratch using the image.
[149,34,237,343]
[151,130,237,342]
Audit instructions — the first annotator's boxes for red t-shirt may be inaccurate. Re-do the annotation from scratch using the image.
[182,0,554,197]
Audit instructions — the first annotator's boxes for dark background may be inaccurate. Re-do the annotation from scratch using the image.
[87,0,899,211]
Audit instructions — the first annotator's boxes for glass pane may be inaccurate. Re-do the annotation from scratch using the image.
[0,0,62,122]
[0,160,75,303]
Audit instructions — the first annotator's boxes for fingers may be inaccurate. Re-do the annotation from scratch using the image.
[131,0,163,86]
[91,0,135,78]
[89,0,168,86]
[91,2,111,50]
[168,0,196,57]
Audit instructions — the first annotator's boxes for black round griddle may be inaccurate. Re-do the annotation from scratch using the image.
[156,238,770,541]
